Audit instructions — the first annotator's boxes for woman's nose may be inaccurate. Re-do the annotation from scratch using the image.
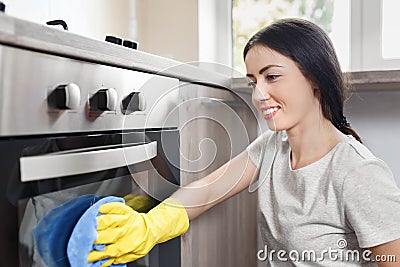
[253,85,271,102]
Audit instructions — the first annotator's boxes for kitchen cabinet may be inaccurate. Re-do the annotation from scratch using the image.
[179,82,258,267]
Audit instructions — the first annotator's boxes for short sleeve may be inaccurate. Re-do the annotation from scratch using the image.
[246,130,274,169]
[343,159,400,248]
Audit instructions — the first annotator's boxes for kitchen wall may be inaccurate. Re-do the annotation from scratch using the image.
[2,0,199,62]
[135,0,198,62]
[3,0,131,41]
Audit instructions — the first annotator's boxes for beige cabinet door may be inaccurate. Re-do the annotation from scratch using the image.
[179,83,258,267]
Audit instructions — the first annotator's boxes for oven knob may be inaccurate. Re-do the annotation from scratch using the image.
[122,40,138,50]
[90,88,118,111]
[121,92,146,114]
[49,83,81,110]
[105,35,123,45]
[0,2,6,12]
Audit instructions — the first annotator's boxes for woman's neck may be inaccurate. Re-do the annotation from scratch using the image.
[286,118,345,170]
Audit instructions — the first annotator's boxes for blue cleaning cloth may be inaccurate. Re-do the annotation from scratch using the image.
[67,196,125,267]
[32,194,103,267]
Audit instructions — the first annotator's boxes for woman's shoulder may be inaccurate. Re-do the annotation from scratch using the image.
[247,130,275,151]
[335,135,386,165]
[334,135,394,184]
[246,130,284,169]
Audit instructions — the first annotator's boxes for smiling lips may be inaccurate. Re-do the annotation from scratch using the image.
[262,106,280,119]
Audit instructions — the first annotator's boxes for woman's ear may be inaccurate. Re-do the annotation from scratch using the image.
[310,80,320,97]
[313,87,321,100]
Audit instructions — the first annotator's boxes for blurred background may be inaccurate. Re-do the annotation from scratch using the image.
[4,0,400,75]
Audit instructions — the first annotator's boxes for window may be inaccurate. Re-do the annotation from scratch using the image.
[196,0,399,74]
[349,0,400,70]
[232,0,350,75]
[382,0,400,59]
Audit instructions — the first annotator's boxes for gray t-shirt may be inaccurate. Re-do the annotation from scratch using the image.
[247,131,400,266]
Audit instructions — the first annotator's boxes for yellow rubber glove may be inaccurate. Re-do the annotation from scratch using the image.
[87,198,189,266]
[123,194,154,213]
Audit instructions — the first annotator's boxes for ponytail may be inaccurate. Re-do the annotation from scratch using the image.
[332,114,362,144]
[339,125,362,143]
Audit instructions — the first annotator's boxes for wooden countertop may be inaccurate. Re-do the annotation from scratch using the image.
[347,70,400,92]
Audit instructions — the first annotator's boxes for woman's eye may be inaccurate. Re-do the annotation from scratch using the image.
[247,81,257,89]
[266,74,280,81]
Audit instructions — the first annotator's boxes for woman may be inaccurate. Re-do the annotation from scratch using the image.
[88,18,400,266]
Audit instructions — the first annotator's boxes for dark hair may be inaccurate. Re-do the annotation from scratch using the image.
[243,18,362,143]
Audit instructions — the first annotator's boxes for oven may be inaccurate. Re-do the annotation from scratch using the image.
[0,41,182,267]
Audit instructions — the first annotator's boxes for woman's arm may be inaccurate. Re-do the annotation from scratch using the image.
[87,150,258,265]
[170,150,258,220]
[369,239,400,266]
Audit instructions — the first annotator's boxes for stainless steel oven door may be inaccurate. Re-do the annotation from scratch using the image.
[0,129,181,267]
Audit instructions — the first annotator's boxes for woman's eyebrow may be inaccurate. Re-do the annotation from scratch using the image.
[246,64,283,77]
[258,64,283,74]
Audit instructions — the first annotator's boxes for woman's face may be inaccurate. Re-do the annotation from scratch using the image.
[245,44,320,132]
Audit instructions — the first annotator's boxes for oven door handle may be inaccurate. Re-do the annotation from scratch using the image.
[20,141,157,182]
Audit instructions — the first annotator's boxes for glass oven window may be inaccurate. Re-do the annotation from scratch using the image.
[18,174,152,267]
[0,129,180,267]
